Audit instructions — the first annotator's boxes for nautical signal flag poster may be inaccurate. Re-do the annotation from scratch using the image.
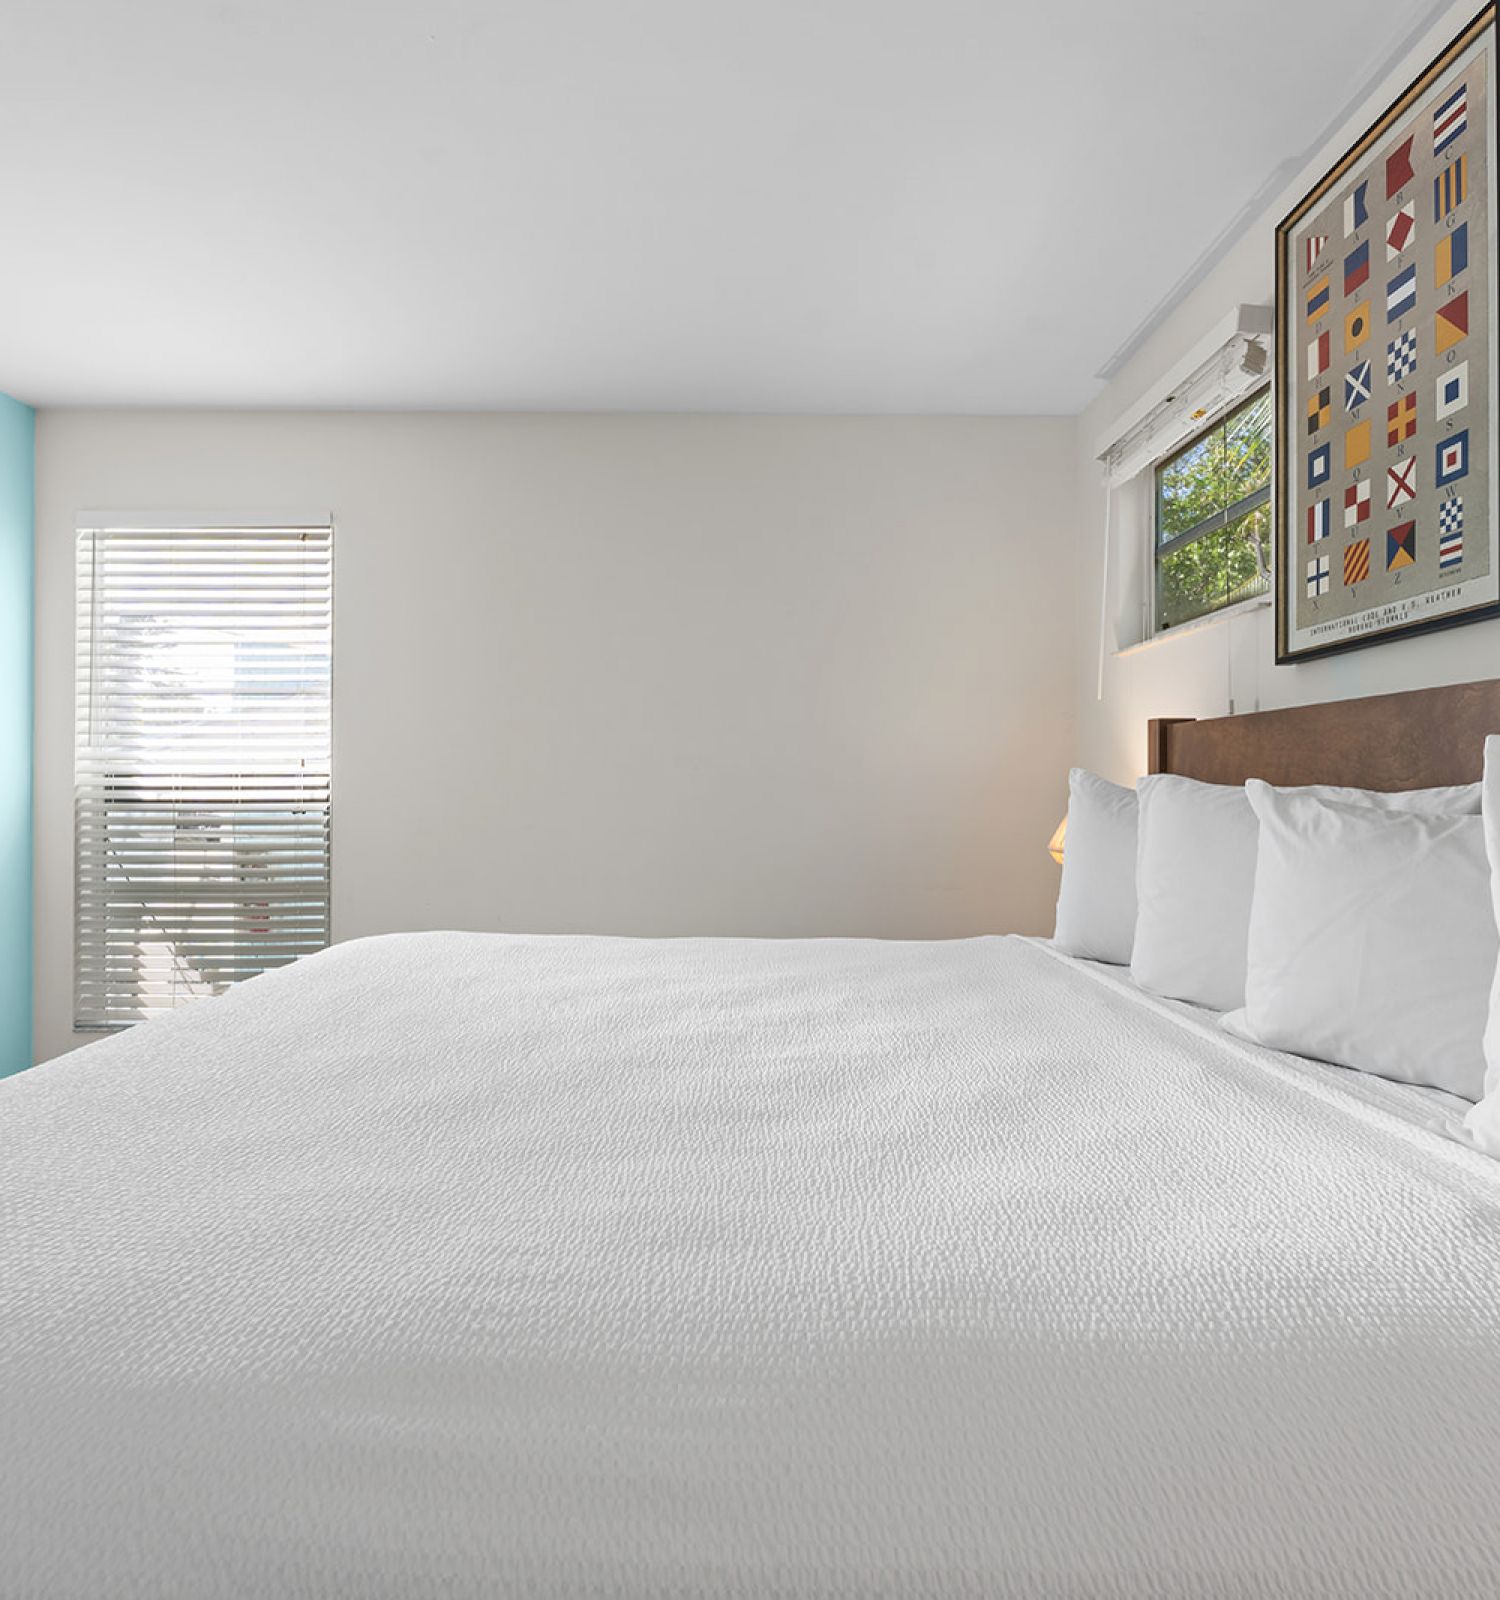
[1276,5,1499,661]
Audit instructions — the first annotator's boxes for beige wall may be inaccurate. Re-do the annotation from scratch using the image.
[1075,0,1500,787]
[33,410,1078,1063]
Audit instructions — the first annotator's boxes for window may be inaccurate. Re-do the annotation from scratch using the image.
[1153,386,1272,632]
[75,520,332,1030]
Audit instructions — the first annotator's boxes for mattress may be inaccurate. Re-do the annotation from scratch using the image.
[5,930,1500,1598]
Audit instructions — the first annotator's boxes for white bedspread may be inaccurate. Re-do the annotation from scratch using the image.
[6,932,1500,1598]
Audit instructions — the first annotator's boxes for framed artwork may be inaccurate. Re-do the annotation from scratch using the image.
[1276,5,1499,662]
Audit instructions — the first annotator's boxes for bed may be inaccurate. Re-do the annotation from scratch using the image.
[6,684,1500,1598]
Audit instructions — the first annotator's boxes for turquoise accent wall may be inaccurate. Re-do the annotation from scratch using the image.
[0,395,34,1076]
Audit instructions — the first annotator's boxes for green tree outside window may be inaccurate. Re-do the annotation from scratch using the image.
[1154,387,1272,630]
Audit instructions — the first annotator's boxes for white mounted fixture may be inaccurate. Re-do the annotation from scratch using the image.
[1091,305,1274,694]
[1097,304,1273,486]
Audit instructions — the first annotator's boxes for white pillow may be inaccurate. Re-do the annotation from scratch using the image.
[1052,769,1136,965]
[1130,776,1260,1012]
[1131,773,1482,1013]
[1462,737,1500,1153]
[1229,781,1496,1100]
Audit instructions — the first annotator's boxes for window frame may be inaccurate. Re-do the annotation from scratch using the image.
[73,516,334,1032]
[1150,383,1273,636]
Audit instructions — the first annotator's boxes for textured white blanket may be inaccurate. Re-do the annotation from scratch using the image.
[5,932,1500,1597]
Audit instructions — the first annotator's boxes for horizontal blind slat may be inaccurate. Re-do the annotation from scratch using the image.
[75,523,333,1030]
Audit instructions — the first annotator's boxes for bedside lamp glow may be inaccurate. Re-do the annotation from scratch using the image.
[1047,816,1067,866]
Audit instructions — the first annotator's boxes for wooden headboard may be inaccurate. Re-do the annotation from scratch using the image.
[1148,679,1500,790]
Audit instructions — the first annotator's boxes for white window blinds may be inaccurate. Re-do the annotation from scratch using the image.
[75,519,332,1030]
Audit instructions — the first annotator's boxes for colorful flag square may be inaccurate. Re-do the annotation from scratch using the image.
[1387,329,1417,384]
[1386,203,1415,261]
[1436,221,1469,286]
[1307,554,1332,598]
[1387,263,1417,322]
[1440,497,1465,568]
[1386,521,1417,571]
[1345,479,1371,527]
[1344,240,1371,295]
[1386,135,1415,199]
[1308,386,1331,434]
[1436,360,1469,421]
[1345,360,1372,412]
[1436,291,1469,354]
[1307,498,1331,544]
[1436,429,1470,487]
[1308,443,1332,489]
[1344,538,1371,586]
[1434,81,1468,157]
[1435,154,1468,221]
[1345,421,1372,470]
[1387,456,1417,509]
[1386,392,1417,447]
[1345,180,1369,236]
[1345,301,1371,352]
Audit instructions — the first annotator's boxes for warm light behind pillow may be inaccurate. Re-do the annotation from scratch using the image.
[1047,815,1067,866]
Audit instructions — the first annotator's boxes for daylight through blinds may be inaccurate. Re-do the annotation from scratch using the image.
[75,522,332,1029]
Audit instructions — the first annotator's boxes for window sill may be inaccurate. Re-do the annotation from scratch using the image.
[1114,592,1271,658]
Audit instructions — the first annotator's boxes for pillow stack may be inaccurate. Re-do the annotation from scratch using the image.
[1053,752,1500,1109]
[1131,773,1479,1014]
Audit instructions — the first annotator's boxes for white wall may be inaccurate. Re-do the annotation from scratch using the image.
[1076,0,1500,786]
[33,410,1078,1063]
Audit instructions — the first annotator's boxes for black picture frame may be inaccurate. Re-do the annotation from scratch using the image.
[1274,4,1499,663]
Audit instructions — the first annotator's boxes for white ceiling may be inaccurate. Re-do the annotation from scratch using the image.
[0,0,1447,413]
